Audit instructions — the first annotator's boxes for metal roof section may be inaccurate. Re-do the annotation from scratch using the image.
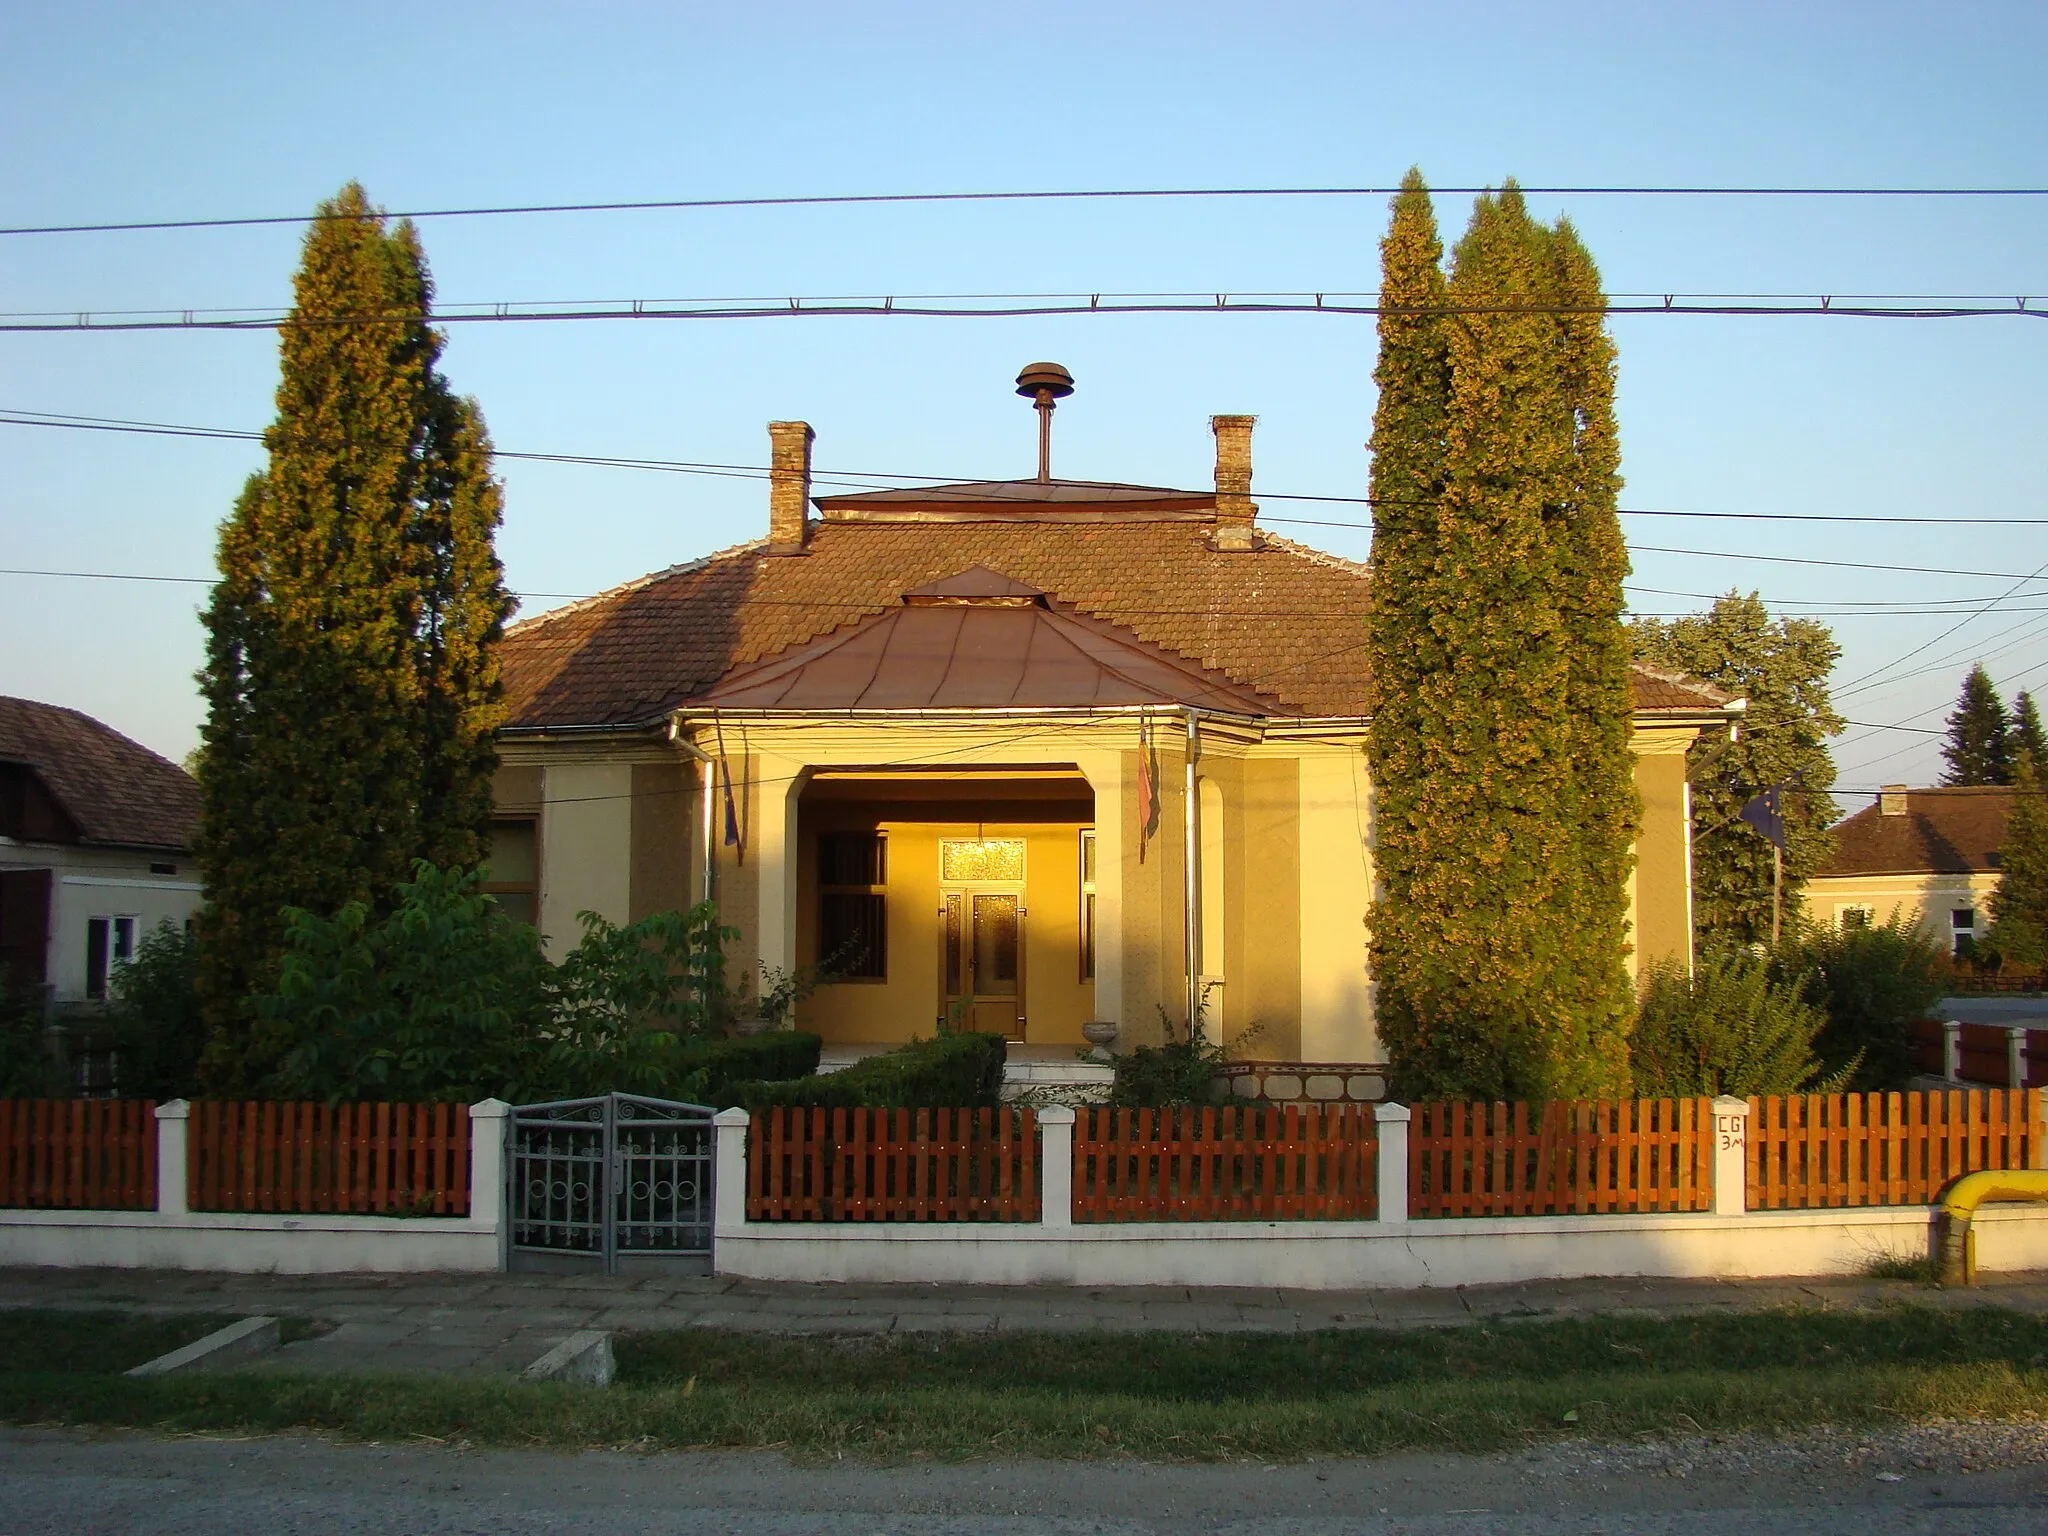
[692,568,1284,714]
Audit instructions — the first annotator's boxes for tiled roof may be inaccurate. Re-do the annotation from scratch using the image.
[499,502,1735,728]
[1818,786,2014,877]
[0,696,199,850]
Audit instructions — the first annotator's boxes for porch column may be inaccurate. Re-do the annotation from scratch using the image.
[756,752,804,978]
[1074,748,1125,1028]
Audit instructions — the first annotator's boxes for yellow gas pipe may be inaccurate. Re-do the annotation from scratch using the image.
[1935,1170,2048,1285]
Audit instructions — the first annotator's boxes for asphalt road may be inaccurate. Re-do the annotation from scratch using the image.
[6,1425,2046,1535]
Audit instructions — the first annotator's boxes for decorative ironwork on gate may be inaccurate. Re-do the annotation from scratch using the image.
[506,1093,717,1273]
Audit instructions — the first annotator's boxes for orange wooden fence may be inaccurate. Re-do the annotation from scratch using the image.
[1074,1105,1376,1221]
[1746,1089,2037,1209]
[186,1101,472,1216]
[747,1106,1040,1221]
[0,1099,156,1209]
[1409,1098,1715,1217]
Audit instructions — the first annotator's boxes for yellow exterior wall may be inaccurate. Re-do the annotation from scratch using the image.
[793,812,1093,1045]
[1235,756,1302,1059]
[536,761,634,956]
[1296,745,1374,1062]
[1801,871,1997,954]
[630,762,694,921]
[1629,744,1693,975]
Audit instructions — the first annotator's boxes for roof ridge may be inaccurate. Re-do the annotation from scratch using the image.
[506,537,766,637]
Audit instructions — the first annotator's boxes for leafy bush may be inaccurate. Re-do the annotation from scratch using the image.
[677,1032,822,1106]
[1109,1010,1229,1107]
[732,1032,1007,1110]
[0,969,57,1098]
[257,861,739,1103]
[1770,915,1947,1090]
[1631,952,1841,1098]
[102,921,206,1100]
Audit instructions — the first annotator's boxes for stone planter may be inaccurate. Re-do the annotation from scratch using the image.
[1080,1020,1120,1061]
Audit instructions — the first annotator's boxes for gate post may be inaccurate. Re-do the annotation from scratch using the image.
[1373,1102,1410,1225]
[1943,1020,1962,1082]
[154,1100,189,1217]
[1037,1105,1075,1228]
[714,1108,750,1237]
[468,1099,509,1266]
[1712,1095,1750,1217]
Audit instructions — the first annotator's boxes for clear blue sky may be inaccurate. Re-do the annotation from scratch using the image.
[3,1,2043,804]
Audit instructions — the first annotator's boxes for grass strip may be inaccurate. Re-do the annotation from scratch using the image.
[0,1311,231,1375]
[4,1305,2045,1460]
[2,1361,2043,1459]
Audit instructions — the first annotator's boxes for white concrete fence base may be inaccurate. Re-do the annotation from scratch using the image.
[708,1097,2048,1290]
[5,1094,2046,1289]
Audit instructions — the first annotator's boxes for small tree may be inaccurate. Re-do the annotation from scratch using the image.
[104,921,205,1101]
[1941,664,2013,786]
[1631,593,1841,949]
[1989,749,2048,969]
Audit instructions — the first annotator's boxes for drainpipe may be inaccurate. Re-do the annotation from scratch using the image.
[700,755,717,906]
[1185,707,1202,1041]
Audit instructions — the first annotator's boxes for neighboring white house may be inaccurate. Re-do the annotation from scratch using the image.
[0,696,202,1009]
[1803,783,2009,957]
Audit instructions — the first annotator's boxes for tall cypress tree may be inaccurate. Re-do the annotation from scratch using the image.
[2012,691,2048,769]
[196,183,511,1089]
[1941,664,2013,786]
[1368,178,1636,1101]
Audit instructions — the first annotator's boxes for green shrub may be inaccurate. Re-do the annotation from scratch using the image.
[1770,915,1946,1090]
[102,921,206,1101]
[677,1032,822,1106]
[257,861,741,1103]
[0,969,57,1099]
[1631,952,1840,1098]
[1109,1010,1230,1107]
[730,1032,1006,1111]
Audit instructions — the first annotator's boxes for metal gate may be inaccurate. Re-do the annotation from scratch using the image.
[506,1093,717,1274]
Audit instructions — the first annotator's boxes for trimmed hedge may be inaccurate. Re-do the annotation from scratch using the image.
[678,1032,821,1105]
[726,1032,1007,1110]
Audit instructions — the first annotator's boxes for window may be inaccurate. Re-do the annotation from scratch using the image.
[86,915,136,1000]
[1837,905,1874,932]
[482,819,539,926]
[1079,829,1097,980]
[819,832,886,979]
[1952,907,1978,958]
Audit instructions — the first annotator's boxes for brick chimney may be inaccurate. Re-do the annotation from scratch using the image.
[766,420,814,555]
[1209,414,1257,551]
[1879,784,1909,816]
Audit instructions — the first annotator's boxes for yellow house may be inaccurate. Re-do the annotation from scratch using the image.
[491,406,1736,1080]
[1803,784,2011,957]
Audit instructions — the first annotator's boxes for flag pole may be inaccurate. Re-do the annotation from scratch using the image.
[1772,842,1783,945]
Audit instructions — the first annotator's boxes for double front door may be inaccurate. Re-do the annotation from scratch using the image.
[939,838,1025,1038]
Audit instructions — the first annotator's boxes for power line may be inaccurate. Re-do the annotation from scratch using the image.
[9,409,2048,535]
[7,293,2042,332]
[9,183,2048,238]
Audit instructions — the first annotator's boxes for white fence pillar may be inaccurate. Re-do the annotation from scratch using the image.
[713,1108,750,1236]
[1943,1019,1963,1082]
[2009,1028,2028,1090]
[1712,1095,1750,1217]
[468,1099,508,1252]
[154,1099,189,1217]
[1037,1105,1075,1229]
[1374,1101,1410,1225]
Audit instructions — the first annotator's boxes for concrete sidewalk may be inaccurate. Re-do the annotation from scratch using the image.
[5,1266,2046,1378]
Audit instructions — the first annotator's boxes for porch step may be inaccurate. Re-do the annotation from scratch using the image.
[814,1042,1116,1101]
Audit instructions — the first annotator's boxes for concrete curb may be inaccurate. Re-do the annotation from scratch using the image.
[126,1315,280,1377]
[521,1330,614,1386]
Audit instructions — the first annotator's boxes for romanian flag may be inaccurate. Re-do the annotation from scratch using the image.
[1137,711,1161,862]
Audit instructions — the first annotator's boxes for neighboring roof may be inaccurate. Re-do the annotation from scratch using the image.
[1817,786,2014,878]
[695,568,1285,713]
[500,488,1737,729]
[0,696,200,850]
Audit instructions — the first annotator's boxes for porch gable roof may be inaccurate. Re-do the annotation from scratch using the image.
[691,568,1284,714]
